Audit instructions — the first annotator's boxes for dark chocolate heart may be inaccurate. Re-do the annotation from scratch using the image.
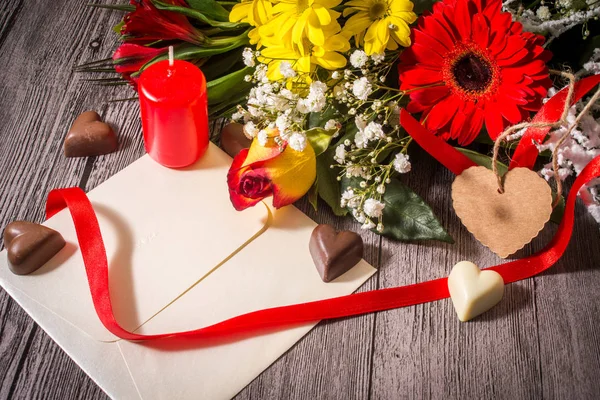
[3,221,66,275]
[64,111,118,157]
[221,122,252,158]
[309,224,363,282]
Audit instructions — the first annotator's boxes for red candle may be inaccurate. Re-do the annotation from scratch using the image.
[138,58,208,168]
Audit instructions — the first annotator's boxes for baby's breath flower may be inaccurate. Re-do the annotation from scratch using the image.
[324,119,339,131]
[353,210,366,223]
[363,198,385,218]
[371,53,385,64]
[352,77,372,100]
[244,121,258,137]
[536,6,552,20]
[257,129,269,146]
[242,47,255,67]
[288,132,307,152]
[355,115,368,130]
[364,122,385,140]
[361,220,376,230]
[279,61,297,78]
[393,153,411,173]
[557,0,572,8]
[334,144,346,163]
[350,50,369,68]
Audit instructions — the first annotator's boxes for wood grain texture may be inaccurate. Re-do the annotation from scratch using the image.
[0,0,22,47]
[0,1,126,399]
[1,1,600,399]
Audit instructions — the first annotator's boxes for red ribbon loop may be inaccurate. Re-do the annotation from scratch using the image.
[509,75,600,170]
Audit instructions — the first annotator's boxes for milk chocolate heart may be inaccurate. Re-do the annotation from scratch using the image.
[309,224,363,282]
[3,221,66,275]
[64,111,118,157]
[451,166,552,258]
[221,122,252,158]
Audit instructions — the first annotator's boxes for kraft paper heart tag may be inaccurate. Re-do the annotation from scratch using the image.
[451,166,553,258]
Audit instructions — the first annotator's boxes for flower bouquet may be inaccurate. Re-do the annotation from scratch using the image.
[85,0,600,242]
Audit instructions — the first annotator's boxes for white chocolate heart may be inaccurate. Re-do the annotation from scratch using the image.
[448,261,504,322]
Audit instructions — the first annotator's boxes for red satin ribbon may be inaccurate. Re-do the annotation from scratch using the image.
[42,79,600,341]
[45,159,600,340]
[509,75,600,170]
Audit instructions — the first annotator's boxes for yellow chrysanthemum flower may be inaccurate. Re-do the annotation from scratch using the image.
[260,27,350,81]
[264,0,342,47]
[229,0,274,46]
[343,0,417,55]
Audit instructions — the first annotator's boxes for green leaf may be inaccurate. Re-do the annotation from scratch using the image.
[140,36,249,72]
[207,67,253,106]
[185,0,230,21]
[153,1,245,28]
[456,147,508,175]
[113,20,125,34]
[550,193,565,224]
[316,149,347,216]
[456,147,565,224]
[307,183,318,212]
[379,179,454,243]
[307,106,339,129]
[305,128,333,156]
[200,48,245,81]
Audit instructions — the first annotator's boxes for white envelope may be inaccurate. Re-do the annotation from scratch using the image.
[0,143,376,399]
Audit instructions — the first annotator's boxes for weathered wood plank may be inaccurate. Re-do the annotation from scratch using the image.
[0,0,22,47]
[0,1,126,399]
[370,147,543,399]
[534,209,600,400]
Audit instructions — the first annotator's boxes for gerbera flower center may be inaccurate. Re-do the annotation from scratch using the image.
[368,1,388,20]
[452,52,493,93]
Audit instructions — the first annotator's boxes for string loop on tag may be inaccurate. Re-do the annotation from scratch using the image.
[491,70,579,199]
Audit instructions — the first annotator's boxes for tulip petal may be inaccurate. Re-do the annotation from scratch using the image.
[264,144,316,208]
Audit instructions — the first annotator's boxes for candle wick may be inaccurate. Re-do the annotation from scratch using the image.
[168,46,174,67]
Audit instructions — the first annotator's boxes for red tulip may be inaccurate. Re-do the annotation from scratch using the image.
[112,43,169,86]
[122,0,205,45]
[228,132,317,211]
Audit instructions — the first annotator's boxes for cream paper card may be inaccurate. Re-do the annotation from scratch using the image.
[118,205,376,400]
[0,143,377,399]
[0,144,270,341]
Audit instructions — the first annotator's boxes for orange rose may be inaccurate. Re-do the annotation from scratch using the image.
[228,137,316,210]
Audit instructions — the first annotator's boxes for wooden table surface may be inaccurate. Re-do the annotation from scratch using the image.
[1,1,600,399]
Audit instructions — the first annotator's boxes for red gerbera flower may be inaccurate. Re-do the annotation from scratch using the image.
[398,0,552,145]
[122,0,205,46]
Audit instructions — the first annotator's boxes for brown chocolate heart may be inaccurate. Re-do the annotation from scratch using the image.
[3,221,66,275]
[64,111,118,157]
[221,122,252,158]
[451,166,553,258]
[309,224,363,282]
